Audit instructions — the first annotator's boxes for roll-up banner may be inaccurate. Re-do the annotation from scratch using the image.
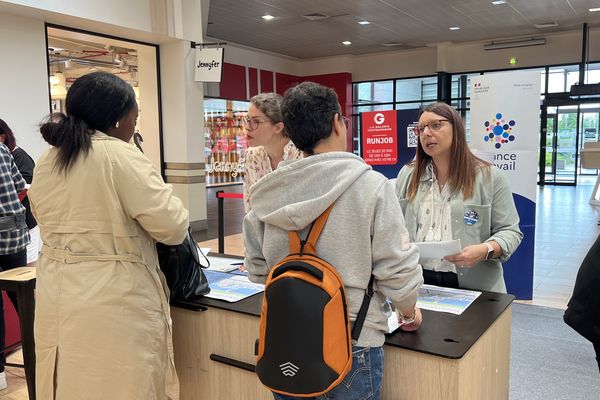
[360,109,419,178]
[470,71,540,299]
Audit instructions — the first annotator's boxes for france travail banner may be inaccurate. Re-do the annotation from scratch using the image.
[469,70,541,299]
[194,48,224,82]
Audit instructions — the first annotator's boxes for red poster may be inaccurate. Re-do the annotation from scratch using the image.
[361,110,398,165]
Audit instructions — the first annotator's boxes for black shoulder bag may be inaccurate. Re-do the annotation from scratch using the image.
[156,228,210,302]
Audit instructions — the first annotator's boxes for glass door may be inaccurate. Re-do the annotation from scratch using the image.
[579,105,600,177]
[554,106,579,184]
[542,109,557,183]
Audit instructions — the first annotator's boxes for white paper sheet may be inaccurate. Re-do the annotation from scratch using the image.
[387,312,401,334]
[206,255,244,273]
[414,239,462,260]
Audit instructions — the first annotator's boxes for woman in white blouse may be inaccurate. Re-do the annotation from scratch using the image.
[243,93,302,212]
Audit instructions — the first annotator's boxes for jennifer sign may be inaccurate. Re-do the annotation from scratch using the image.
[361,110,398,165]
[194,48,224,82]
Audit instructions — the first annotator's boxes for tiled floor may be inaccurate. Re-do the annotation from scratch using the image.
[4,180,600,398]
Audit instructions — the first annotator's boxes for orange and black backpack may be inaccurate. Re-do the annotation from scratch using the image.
[255,204,375,397]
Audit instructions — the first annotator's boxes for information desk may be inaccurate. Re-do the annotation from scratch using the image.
[171,255,514,400]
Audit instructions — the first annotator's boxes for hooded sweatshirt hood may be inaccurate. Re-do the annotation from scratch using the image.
[248,152,371,231]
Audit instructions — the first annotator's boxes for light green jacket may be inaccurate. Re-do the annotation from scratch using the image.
[395,164,523,293]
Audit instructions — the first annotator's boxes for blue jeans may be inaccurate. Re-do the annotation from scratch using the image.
[273,346,384,400]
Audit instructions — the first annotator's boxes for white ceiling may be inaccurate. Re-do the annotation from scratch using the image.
[206,0,600,59]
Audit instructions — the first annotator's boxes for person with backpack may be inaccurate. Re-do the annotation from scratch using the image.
[243,81,423,399]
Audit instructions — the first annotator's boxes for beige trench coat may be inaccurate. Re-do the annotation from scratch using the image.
[29,132,189,400]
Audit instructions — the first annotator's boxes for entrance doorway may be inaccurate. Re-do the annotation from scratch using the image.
[540,97,600,185]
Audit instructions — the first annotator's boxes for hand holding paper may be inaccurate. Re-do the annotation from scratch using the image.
[414,240,461,261]
[444,244,488,267]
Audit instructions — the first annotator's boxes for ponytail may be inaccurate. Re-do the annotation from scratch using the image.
[40,112,93,173]
[39,72,136,174]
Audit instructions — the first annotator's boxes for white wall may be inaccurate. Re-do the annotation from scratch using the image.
[0,13,50,160]
[214,39,302,76]
[2,0,153,35]
[300,47,438,81]
[298,27,600,81]
[446,29,600,73]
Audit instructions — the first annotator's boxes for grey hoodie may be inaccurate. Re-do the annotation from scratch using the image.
[243,152,423,347]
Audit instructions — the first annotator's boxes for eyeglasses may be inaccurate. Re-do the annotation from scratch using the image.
[341,116,349,128]
[415,119,450,136]
[245,117,271,131]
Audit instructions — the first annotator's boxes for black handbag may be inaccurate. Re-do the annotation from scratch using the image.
[156,228,210,302]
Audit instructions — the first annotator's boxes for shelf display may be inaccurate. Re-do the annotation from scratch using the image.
[204,99,249,186]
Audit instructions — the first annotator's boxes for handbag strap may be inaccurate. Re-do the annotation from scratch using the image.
[186,228,210,268]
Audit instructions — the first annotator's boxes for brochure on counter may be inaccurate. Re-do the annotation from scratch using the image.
[387,284,481,333]
[204,269,264,302]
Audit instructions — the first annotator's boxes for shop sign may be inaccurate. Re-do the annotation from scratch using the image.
[195,48,224,82]
[361,110,398,165]
[206,158,245,178]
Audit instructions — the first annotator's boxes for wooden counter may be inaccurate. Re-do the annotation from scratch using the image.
[172,256,513,400]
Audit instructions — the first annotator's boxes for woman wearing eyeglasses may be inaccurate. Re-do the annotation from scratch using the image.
[243,93,303,212]
[395,102,522,293]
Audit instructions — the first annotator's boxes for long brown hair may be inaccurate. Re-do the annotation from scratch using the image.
[407,102,490,200]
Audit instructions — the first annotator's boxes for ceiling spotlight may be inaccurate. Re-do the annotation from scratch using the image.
[492,0,506,5]
[590,8,600,12]
[358,21,370,25]
[449,26,460,31]
[342,41,352,45]
[262,14,275,20]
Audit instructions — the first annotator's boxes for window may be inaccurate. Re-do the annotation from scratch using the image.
[353,81,393,104]
[395,77,437,102]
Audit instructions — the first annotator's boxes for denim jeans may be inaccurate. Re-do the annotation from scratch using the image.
[273,346,384,400]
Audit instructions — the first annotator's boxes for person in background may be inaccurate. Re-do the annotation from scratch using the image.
[244,82,423,400]
[0,140,29,391]
[395,102,522,293]
[29,71,188,400]
[0,118,39,266]
[564,233,600,372]
[243,92,303,213]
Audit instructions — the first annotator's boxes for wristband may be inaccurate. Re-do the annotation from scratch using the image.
[398,308,417,325]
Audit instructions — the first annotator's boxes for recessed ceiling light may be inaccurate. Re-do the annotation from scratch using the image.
[492,0,506,5]
[358,20,370,25]
[449,26,460,31]
[381,42,402,47]
[590,8,600,12]
[342,41,352,45]
[262,14,275,21]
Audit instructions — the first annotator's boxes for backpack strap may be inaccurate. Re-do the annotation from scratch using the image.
[351,274,375,341]
[288,204,335,256]
[287,204,373,341]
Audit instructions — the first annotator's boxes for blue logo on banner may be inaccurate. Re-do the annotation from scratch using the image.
[483,113,516,149]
